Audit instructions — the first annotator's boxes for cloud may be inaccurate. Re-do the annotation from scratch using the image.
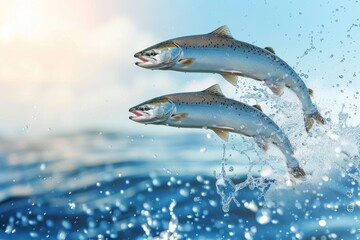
[0,3,166,137]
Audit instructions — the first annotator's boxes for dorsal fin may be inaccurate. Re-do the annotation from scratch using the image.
[203,84,225,96]
[209,25,233,38]
[264,47,275,54]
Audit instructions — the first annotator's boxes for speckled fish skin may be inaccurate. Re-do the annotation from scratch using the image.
[134,26,324,132]
[129,84,305,178]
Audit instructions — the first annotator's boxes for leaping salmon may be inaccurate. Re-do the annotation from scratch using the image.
[134,25,324,132]
[129,84,306,179]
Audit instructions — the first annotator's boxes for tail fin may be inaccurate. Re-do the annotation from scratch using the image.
[289,166,306,179]
[304,111,325,132]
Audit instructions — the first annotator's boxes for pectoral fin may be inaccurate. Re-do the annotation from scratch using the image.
[171,113,188,120]
[212,128,230,142]
[220,73,238,86]
[178,58,195,66]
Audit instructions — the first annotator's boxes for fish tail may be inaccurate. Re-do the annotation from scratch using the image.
[304,110,325,132]
[289,166,306,179]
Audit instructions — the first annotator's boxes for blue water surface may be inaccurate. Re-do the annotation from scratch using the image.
[0,129,359,240]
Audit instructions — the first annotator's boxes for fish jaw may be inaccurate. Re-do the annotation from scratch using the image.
[129,108,150,123]
[134,52,160,69]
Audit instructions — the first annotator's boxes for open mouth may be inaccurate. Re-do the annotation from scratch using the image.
[129,110,148,122]
[134,53,156,68]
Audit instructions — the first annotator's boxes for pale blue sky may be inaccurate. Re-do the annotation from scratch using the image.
[0,0,359,137]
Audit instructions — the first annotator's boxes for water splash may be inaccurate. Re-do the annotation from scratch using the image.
[215,166,240,213]
[141,199,179,240]
[214,86,360,213]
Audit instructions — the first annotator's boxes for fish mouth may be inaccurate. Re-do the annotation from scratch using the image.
[134,53,157,68]
[129,109,148,122]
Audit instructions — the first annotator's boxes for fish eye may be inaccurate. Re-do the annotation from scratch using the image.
[147,51,157,57]
[143,106,152,111]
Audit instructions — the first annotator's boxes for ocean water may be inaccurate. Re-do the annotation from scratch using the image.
[0,100,359,240]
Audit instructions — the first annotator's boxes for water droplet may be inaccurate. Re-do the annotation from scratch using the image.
[229,166,234,172]
[179,188,189,197]
[40,163,46,171]
[347,203,355,212]
[335,147,341,154]
[5,225,12,234]
[200,147,207,153]
[30,232,38,238]
[142,224,151,236]
[318,219,326,227]
[193,196,201,202]
[256,209,271,224]
[222,204,230,213]
[347,190,353,198]
[169,199,176,212]
[168,214,178,233]
[57,231,66,240]
[68,202,76,209]
[153,154,157,158]
[62,220,72,229]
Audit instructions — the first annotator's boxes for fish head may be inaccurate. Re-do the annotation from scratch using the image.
[129,96,175,124]
[134,41,182,69]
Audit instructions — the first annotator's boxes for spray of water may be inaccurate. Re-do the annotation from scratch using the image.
[215,87,360,213]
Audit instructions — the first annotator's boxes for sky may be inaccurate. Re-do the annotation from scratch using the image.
[0,0,359,138]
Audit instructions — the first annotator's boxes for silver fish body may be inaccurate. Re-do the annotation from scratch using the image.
[129,84,305,178]
[134,26,324,132]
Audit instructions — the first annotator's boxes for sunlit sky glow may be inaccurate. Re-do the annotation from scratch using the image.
[0,0,359,137]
